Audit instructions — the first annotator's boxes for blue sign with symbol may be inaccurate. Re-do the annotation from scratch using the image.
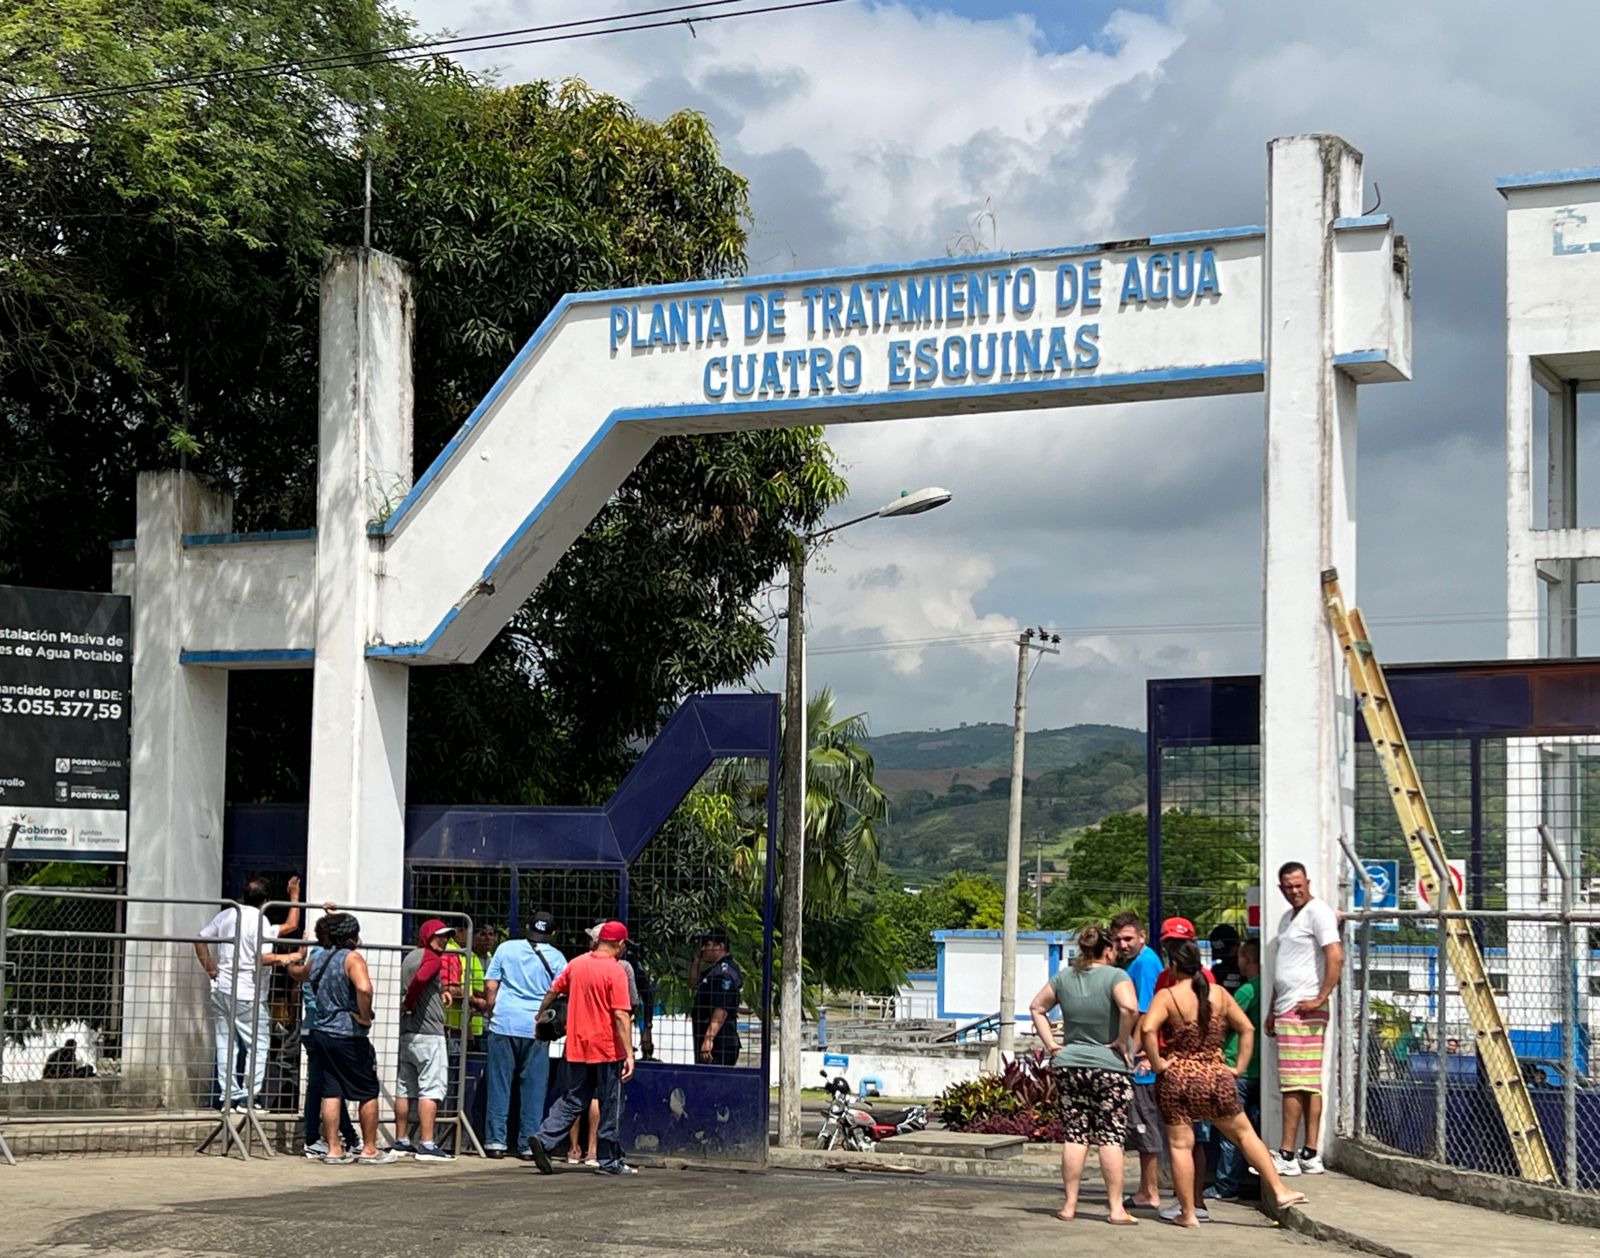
[1355,859,1399,931]
[823,1053,849,1070]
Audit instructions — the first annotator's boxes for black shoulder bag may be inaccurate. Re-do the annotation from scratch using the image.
[533,946,567,1042]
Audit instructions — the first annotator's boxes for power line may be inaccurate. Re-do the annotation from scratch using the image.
[807,605,1600,658]
[1,0,851,112]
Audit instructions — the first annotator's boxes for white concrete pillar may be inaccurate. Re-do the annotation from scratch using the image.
[123,470,232,1098]
[1259,135,1364,1150]
[305,249,414,932]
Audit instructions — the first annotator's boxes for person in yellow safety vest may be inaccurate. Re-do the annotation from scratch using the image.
[443,925,496,1041]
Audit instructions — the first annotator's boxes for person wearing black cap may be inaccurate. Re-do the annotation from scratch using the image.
[689,928,743,1066]
[1208,924,1244,995]
[481,911,567,1160]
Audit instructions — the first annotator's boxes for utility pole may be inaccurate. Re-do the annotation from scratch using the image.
[775,487,951,1147]
[778,546,806,1148]
[1035,832,1044,921]
[998,627,1059,1055]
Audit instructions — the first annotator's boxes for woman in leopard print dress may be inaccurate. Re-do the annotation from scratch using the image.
[1143,940,1307,1227]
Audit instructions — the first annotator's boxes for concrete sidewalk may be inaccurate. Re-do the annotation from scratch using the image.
[1272,1173,1600,1258]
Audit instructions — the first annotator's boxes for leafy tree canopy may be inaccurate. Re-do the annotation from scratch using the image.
[872,870,1034,974]
[1039,810,1253,932]
[1,1,845,804]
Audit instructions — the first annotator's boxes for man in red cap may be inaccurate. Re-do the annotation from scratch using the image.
[527,920,637,1175]
[394,917,460,1160]
[1153,918,1214,994]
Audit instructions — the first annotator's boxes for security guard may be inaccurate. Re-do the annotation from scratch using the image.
[690,927,743,1065]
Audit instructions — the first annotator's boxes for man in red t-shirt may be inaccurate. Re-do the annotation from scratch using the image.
[527,921,636,1176]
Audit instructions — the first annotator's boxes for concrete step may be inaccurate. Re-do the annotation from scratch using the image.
[877,1131,1024,1160]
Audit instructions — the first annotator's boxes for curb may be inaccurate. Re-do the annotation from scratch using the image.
[767,1145,1058,1181]
[1264,1198,1417,1258]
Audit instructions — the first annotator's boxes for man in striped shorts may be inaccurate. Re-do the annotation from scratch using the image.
[1265,861,1342,1177]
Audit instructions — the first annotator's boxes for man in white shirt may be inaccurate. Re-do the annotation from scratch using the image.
[194,876,300,1110]
[1264,861,1342,1178]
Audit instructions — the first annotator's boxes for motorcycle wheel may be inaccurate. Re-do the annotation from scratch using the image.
[818,1125,843,1151]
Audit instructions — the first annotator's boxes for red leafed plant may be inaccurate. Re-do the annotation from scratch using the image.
[936,1051,1064,1143]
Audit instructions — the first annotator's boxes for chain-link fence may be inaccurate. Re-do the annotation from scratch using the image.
[247,902,480,1160]
[1343,903,1598,1194]
[1150,743,1259,932]
[0,888,251,1162]
[0,889,480,1163]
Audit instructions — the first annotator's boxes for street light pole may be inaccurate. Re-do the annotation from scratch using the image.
[997,628,1058,1057]
[777,486,951,1149]
[778,544,807,1150]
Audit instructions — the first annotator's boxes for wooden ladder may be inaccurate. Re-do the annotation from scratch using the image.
[1322,568,1556,1184]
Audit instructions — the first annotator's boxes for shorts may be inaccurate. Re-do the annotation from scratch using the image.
[1275,1007,1329,1094]
[398,1032,449,1102]
[1156,1057,1244,1127]
[1126,1081,1165,1154]
[1055,1067,1132,1147]
[320,1034,380,1104]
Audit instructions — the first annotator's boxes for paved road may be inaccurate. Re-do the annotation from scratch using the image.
[9,1155,1328,1258]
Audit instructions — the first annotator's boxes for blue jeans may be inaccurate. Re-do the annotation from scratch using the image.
[485,1033,550,1152]
[1215,1076,1261,1195]
[532,1059,624,1172]
[211,988,269,1105]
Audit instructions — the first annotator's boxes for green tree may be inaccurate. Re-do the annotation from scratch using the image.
[872,870,1035,973]
[1038,810,1254,931]
[1,4,846,805]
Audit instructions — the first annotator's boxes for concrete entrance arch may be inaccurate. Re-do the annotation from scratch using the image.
[117,134,1408,1127]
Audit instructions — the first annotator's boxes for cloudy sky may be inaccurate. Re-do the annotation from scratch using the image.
[400,0,1599,736]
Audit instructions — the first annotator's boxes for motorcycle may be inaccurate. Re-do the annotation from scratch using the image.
[814,1071,928,1152]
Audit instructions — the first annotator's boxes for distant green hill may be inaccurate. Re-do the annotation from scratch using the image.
[867,721,1140,772]
[867,722,1147,880]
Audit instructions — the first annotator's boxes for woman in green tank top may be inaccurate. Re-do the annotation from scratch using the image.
[1028,924,1140,1225]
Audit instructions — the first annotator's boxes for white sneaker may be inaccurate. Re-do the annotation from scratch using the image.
[1298,1152,1326,1174]
[1272,1150,1302,1176]
[1159,1203,1209,1221]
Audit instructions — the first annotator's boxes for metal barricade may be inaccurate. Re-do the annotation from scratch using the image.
[1342,902,1600,1196]
[0,888,250,1163]
[246,902,482,1161]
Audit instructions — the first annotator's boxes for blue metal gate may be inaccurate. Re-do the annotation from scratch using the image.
[224,692,779,1163]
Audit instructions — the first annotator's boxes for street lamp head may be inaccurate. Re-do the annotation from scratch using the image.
[876,486,952,519]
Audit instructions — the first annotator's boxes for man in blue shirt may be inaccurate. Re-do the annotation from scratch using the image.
[482,911,567,1159]
[1111,911,1165,1210]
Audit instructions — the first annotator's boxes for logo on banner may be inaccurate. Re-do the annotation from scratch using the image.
[1354,859,1400,931]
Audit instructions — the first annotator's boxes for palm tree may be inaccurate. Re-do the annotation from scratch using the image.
[801,688,889,917]
[690,687,888,919]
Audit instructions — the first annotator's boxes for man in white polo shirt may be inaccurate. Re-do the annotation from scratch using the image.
[194,876,301,1110]
[1265,861,1342,1177]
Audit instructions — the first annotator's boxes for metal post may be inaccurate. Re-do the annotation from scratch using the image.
[0,887,13,1165]
[1338,835,1376,1141]
[777,547,806,1147]
[1356,913,1374,1141]
[0,823,16,1094]
[998,634,1032,1057]
[1538,823,1579,1191]
[1418,831,1451,1165]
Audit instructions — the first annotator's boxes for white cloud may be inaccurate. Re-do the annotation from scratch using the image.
[395,0,1600,734]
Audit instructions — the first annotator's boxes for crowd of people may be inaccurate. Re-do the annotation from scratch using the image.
[190,887,745,1172]
[182,861,1337,1203]
[1029,860,1343,1226]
